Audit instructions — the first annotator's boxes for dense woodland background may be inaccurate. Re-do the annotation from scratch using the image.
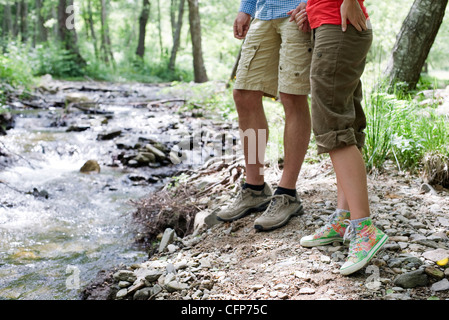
[1,0,449,180]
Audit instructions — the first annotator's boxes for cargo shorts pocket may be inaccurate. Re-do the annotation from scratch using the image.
[237,42,260,77]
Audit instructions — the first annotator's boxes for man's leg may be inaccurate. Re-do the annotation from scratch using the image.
[233,89,268,185]
[278,92,311,189]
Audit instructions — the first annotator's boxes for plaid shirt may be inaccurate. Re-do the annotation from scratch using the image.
[239,0,307,20]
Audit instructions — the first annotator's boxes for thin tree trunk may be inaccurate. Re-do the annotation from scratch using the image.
[100,0,114,65]
[188,0,208,83]
[86,0,98,58]
[57,0,86,66]
[14,1,21,38]
[35,0,48,43]
[157,0,163,58]
[170,0,177,41]
[135,0,150,58]
[385,0,448,91]
[20,0,28,42]
[4,3,13,37]
[168,0,185,71]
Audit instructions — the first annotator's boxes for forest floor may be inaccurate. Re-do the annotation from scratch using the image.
[81,108,449,301]
[2,77,448,301]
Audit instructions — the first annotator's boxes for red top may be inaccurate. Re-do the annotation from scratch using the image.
[306,0,369,29]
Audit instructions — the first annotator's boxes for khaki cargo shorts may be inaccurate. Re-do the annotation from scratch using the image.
[310,24,373,154]
[234,18,312,98]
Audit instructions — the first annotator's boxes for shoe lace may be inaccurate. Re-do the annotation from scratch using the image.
[262,194,291,217]
[343,219,355,242]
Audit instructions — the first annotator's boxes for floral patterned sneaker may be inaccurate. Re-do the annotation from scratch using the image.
[300,209,350,247]
[339,217,389,276]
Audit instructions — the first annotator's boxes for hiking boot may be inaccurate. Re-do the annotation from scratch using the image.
[216,183,272,222]
[339,217,389,276]
[300,209,350,247]
[253,193,303,231]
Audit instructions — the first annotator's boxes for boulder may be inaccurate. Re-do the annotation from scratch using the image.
[80,160,100,174]
[393,270,428,288]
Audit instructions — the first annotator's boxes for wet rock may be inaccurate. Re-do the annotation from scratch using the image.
[65,92,91,104]
[394,270,428,288]
[80,160,101,174]
[66,125,90,132]
[145,144,166,161]
[97,129,122,141]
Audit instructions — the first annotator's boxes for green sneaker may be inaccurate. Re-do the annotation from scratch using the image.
[339,218,389,276]
[216,183,272,222]
[300,209,350,247]
[253,193,303,231]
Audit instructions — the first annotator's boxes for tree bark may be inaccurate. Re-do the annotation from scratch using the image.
[136,0,150,58]
[57,0,86,66]
[188,0,208,83]
[168,0,185,71]
[35,0,48,43]
[385,0,448,91]
[3,3,13,37]
[100,0,114,65]
[20,0,28,42]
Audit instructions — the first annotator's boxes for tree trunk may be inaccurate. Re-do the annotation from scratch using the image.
[86,0,99,58]
[385,0,448,91]
[3,3,13,37]
[188,0,208,83]
[100,0,114,65]
[168,0,185,71]
[157,0,163,57]
[35,0,48,43]
[135,0,150,58]
[57,0,86,66]
[20,0,28,42]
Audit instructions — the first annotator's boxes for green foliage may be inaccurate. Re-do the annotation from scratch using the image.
[0,44,35,89]
[363,85,449,173]
[31,42,86,78]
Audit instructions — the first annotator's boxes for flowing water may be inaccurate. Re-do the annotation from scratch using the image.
[0,82,183,299]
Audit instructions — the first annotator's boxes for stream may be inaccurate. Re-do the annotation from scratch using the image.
[0,79,198,300]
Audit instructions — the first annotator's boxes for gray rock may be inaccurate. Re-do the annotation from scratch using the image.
[158,228,175,253]
[430,278,449,292]
[394,270,428,288]
[113,270,137,283]
[133,287,153,300]
[422,248,449,262]
[143,269,164,282]
[166,280,189,293]
[145,144,166,160]
[193,209,221,235]
[388,256,423,268]
[116,288,128,299]
[424,266,445,280]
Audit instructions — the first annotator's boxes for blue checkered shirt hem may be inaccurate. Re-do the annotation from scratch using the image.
[239,0,307,21]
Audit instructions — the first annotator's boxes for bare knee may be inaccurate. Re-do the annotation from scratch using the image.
[233,89,264,116]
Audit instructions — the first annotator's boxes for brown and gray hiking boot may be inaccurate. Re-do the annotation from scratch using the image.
[216,183,273,222]
[253,193,303,231]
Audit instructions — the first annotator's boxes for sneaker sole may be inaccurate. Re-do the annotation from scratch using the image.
[339,234,389,276]
[253,204,304,232]
[300,236,344,247]
[216,200,271,223]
